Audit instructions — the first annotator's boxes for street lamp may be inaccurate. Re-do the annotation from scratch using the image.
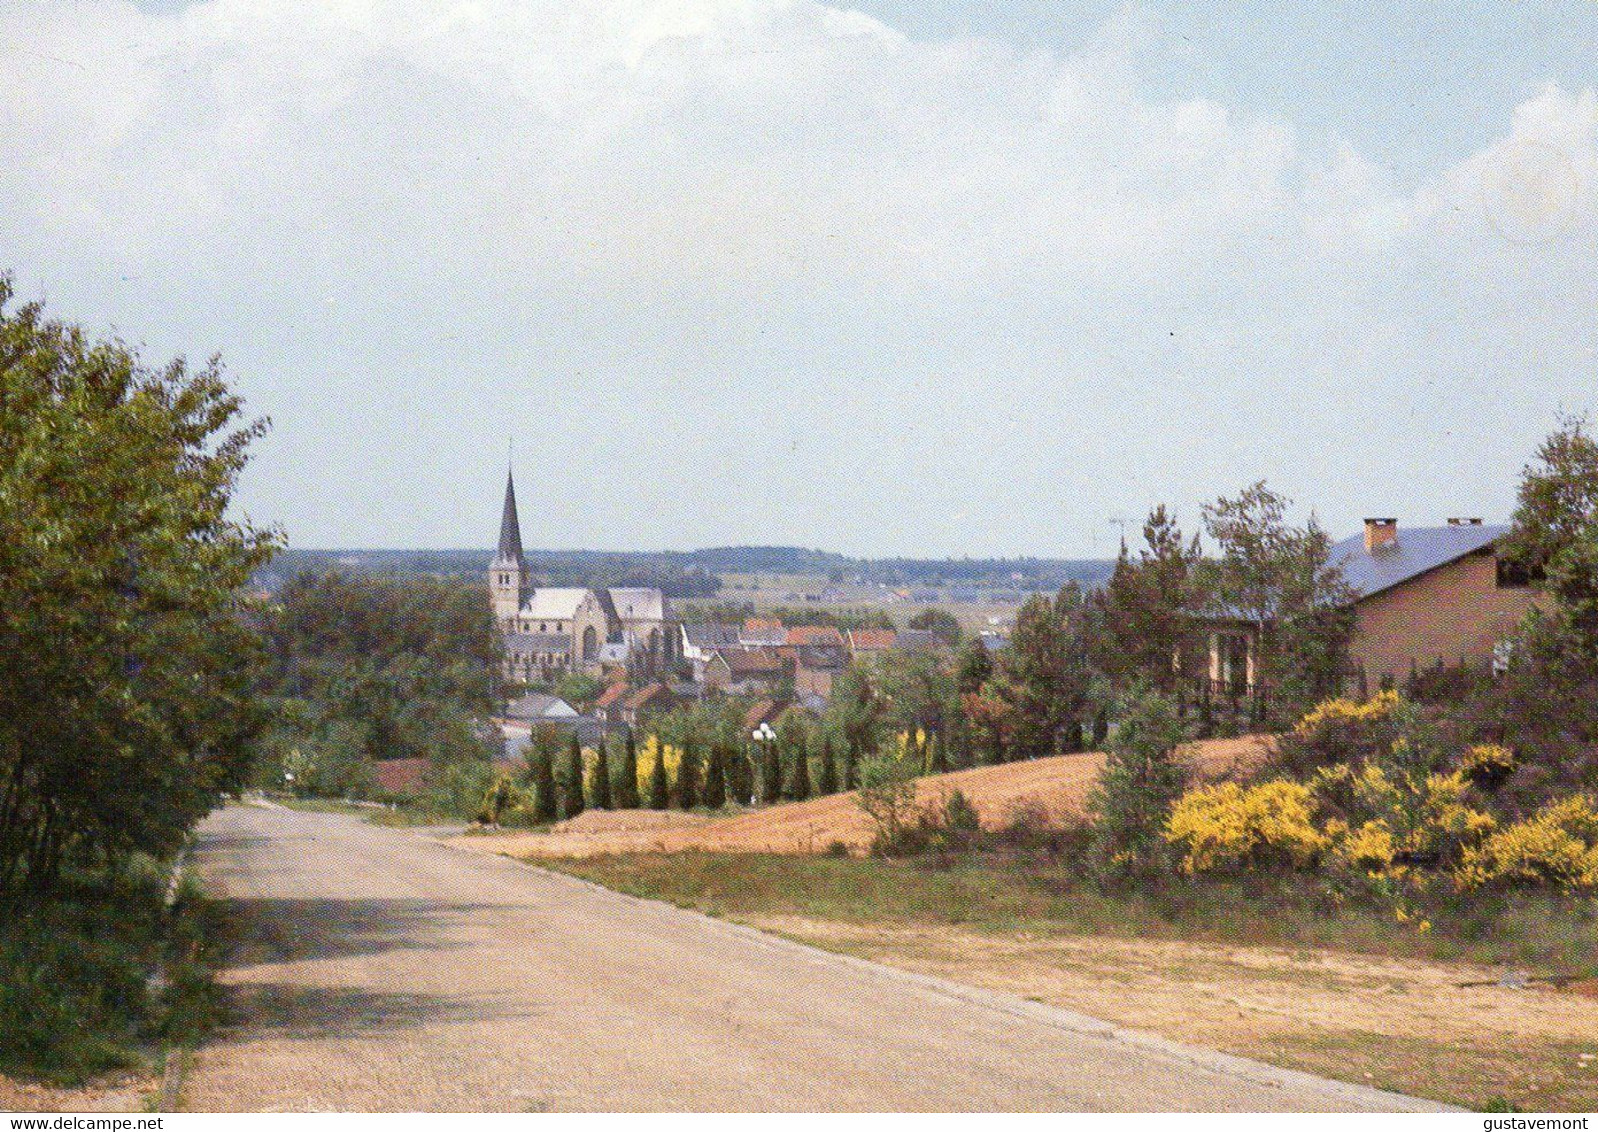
[750,722,776,806]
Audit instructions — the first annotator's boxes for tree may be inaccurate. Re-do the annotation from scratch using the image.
[826,667,880,789]
[562,733,586,819]
[613,729,641,809]
[1090,506,1201,694]
[1002,586,1093,760]
[702,744,727,809]
[1087,684,1189,881]
[786,739,812,801]
[1203,482,1356,721]
[760,738,783,803]
[0,278,279,897]
[955,638,993,695]
[676,737,700,810]
[527,728,559,822]
[928,729,949,773]
[648,736,670,810]
[854,754,920,854]
[818,734,839,795]
[1500,415,1598,654]
[588,734,612,810]
[907,607,962,646]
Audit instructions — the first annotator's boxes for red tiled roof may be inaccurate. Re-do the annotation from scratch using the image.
[848,628,897,651]
[743,699,786,730]
[786,625,844,646]
[595,682,630,709]
[744,617,785,633]
[372,757,430,798]
[623,682,670,712]
[717,646,787,676]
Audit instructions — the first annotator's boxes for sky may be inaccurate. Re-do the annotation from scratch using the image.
[2,0,1596,557]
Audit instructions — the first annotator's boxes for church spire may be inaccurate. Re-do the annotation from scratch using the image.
[495,467,523,565]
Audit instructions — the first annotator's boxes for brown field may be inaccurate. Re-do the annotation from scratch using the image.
[447,735,1274,859]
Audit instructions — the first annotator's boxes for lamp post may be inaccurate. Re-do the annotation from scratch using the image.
[750,722,776,806]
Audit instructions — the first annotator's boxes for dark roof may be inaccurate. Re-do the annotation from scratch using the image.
[684,622,742,650]
[896,628,951,652]
[504,632,570,653]
[1332,523,1507,600]
[794,643,847,670]
[495,469,522,565]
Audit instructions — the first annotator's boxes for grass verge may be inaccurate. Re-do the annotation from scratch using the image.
[549,850,1598,1111]
[0,855,226,1090]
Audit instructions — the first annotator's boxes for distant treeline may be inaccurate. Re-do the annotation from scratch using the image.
[256,547,1114,595]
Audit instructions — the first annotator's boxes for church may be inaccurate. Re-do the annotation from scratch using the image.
[490,471,676,685]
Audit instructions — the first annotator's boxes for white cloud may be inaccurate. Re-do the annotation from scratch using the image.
[1,0,1595,552]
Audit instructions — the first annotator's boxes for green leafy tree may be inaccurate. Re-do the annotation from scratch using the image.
[818,734,839,795]
[676,737,700,810]
[1090,506,1202,694]
[1087,685,1189,881]
[907,607,962,646]
[955,638,993,695]
[0,278,279,896]
[561,733,586,819]
[702,745,727,809]
[1202,482,1356,722]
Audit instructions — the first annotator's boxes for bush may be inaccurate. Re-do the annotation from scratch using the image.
[1087,685,1189,881]
[1165,779,1327,874]
[855,754,920,855]
[1457,794,1598,891]
[1276,689,1402,776]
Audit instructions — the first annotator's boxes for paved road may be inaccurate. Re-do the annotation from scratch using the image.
[184,804,1438,1112]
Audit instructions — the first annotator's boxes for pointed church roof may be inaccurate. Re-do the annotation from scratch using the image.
[495,469,523,565]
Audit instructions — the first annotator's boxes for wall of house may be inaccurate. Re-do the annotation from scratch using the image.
[1351,550,1536,686]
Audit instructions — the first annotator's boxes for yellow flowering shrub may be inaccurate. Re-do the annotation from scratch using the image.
[1293,689,1402,737]
[1456,794,1598,891]
[1165,779,1328,874]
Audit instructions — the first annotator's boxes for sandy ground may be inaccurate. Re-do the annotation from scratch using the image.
[179,802,1431,1112]
[0,1073,154,1113]
[738,917,1598,1110]
[455,736,1274,859]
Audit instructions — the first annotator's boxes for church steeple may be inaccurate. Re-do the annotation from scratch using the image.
[490,468,525,629]
[495,467,523,566]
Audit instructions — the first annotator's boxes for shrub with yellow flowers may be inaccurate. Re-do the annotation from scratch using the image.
[1165,779,1328,874]
[1459,743,1516,791]
[1278,689,1404,775]
[1456,794,1598,891]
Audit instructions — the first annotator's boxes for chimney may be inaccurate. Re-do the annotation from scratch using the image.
[1447,517,1483,526]
[1364,518,1398,553]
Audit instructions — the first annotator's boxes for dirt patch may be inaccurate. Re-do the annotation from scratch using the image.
[741,915,1598,1110]
[449,735,1274,860]
[0,1072,154,1113]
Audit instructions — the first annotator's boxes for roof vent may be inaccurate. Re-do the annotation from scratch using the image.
[1364,518,1398,553]
[1447,517,1483,526]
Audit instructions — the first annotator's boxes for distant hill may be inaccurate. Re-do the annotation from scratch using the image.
[254,547,1115,597]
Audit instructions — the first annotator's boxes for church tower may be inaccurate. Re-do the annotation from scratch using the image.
[490,469,525,630]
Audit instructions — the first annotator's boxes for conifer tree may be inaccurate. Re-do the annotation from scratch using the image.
[731,745,755,804]
[562,732,586,819]
[844,740,861,790]
[929,729,949,773]
[531,741,558,822]
[648,737,669,809]
[614,729,641,809]
[702,744,727,809]
[786,741,812,801]
[761,738,783,803]
[588,733,612,810]
[677,736,700,809]
[818,734,839,795]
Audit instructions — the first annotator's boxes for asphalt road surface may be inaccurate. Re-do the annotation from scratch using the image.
[183,803,1440,1112]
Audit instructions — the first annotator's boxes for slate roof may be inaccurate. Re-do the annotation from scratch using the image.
[683,622,742,651]
[503,632,571,653]
[494,470,522,565]
[504,693,579,721]
[608,587,666,622]
[519,587,589,619]
[1331,524,1508,601]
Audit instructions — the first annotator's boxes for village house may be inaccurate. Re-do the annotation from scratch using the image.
[1204,517,1539,697]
